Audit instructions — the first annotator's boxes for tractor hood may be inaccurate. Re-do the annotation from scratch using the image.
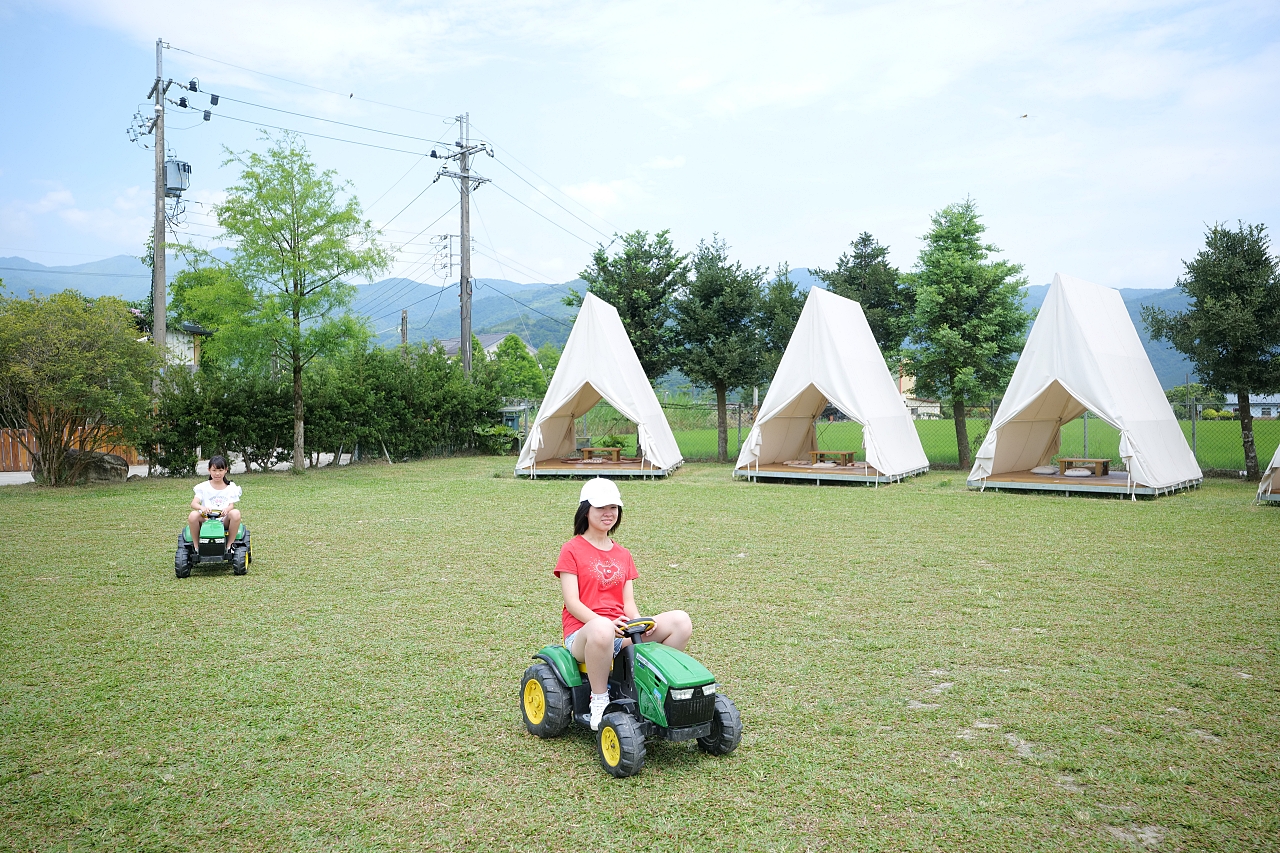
[634,643,714,689]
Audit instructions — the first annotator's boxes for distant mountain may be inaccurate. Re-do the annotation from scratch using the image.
[1019,284,1192,389]
[352,277,583,349]
[0,250,236,302]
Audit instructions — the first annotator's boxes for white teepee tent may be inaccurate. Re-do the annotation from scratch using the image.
[1258,444,1280,501]
[969,273,1202,493]
[735,287,929,479]
[516,293,682,473]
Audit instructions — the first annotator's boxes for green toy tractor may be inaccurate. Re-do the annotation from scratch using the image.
[175,510,251,578]
[520,618,742,777]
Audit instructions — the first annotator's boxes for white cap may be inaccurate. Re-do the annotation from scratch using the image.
[579,477,623,508]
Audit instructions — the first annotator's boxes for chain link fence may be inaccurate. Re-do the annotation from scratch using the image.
[523,400,1280,474]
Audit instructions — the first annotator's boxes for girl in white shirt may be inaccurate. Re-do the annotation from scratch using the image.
[188,455,243,554]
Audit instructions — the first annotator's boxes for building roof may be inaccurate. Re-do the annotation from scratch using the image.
[436,333,536,358]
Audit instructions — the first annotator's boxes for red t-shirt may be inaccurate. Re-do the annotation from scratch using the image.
[554,536,639,638]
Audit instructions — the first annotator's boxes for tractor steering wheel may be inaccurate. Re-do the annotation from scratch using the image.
[203,509,223,519]
[619,617,657,642]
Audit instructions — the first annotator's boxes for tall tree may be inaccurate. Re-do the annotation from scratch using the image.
[215,133,391,472]
[814,232,914,356]
[493,334,547,399]
[674,236,766,462]
[568,229,689,380]
[0,291,158,485]
[907,199,1030,469]
[759,263,806,378]
[1143,222,1280,478]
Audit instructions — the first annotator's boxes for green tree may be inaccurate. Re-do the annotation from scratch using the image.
[1142,222,1280,478]
[1163,383,1226,420]
[536,342,561,384]
[906,199,1031,469]
[493,334,547,399]
[168,266,269,371]
[674,236,766,462]
[759,263,806,378]
[568,229,689,380]
[0,291,158,485]
[215,133,391,471]
[814,232,914,356]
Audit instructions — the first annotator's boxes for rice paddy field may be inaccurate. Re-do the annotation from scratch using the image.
[1,459,1276,851]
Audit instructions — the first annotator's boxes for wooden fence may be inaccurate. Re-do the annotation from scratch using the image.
[0,429,139,472]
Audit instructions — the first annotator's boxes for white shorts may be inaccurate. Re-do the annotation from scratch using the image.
[564,629,624,657]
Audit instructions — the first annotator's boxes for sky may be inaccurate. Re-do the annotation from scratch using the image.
[1,0,1277,295]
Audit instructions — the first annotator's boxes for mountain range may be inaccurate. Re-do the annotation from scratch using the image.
[0,255,1195,388]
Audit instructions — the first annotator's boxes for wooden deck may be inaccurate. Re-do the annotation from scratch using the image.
[734,462,925,486]
[1261,489,1280,503]
[515,458,675,479]
[966,468,1200,497]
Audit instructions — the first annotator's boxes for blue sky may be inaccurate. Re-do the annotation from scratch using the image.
[1,0,1277,292]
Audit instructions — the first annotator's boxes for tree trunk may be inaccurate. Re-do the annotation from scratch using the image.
[292,352,305,472]
[716,384,728,463]
[953,398,971,469]
[1239,389,1259,479]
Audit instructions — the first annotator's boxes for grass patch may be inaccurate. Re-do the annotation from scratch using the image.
[1,460,1277,851]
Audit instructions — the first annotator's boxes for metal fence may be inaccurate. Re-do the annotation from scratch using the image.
[542,401,1280,474]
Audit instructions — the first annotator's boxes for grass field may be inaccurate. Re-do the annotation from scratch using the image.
[2,460,1277,851]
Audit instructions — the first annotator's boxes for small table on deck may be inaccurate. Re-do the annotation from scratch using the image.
[582,447,623,463]
[810,450,858,465]
[1058,457,1110,476]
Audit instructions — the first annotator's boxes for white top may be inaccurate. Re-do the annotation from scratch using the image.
[517,293,682,471]
[735,287,929,478]
[969,273,1202,490]
[194,480,242,511]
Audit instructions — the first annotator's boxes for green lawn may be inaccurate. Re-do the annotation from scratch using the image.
[2,460,1277,851]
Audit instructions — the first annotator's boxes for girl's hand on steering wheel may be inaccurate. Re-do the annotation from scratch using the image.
[612,615,630,637]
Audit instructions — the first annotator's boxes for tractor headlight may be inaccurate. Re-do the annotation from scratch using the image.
[703,683,717,696]
[670,688,694,701]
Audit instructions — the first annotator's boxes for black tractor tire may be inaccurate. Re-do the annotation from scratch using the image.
[697,693,742,756]
[243,528,253,565]
[231,544,247,575]
[597,711,646,777]
[520,663,571,738]
[175,533,192,578]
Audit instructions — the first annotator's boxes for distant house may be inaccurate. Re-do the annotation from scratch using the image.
[153,321,212,370]
[1224,393,1280,419]
[436,333,537,359]
[896,370,942,419]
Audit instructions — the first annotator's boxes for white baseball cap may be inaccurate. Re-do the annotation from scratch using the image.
[579,477,624,508]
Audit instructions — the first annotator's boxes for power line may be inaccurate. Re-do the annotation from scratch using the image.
[191,92,455,147]
[473,279,572,329]
[367,156,428,211]
[170,45,454,120]
[0,265,150,279]
[171,102,429,156]
[487,181,599,248]
[488,157,612,241]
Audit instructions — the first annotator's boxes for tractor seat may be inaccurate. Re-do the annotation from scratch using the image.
[576,660,612,674]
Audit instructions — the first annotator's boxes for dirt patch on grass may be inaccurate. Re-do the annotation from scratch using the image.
[1104,824,1166,848]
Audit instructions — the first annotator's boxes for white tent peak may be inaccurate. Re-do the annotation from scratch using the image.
[735,286,929,479]
[1259,443,1280,500]
[516,292,682,472]
[969,273,1202,492]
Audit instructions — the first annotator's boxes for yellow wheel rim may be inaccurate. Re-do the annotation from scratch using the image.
[523,678,546,725]
[600,725,621,766]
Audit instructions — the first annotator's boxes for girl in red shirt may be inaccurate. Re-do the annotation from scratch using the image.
[554,477,693,731]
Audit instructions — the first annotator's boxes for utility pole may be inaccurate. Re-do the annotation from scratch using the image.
[151,38,167,360]
[400,309,408,346]
[431,114,490,375]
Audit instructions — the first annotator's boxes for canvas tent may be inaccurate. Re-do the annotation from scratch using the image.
[735,286,929,481]
[969,273,1202,494]
[515,293,682,475]
[1258,443,1280,502]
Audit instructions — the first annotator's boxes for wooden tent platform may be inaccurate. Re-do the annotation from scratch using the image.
[966,468,1198,497]
[734,462,917,486]
[1260,489,1280,503]
[515,459,675,479]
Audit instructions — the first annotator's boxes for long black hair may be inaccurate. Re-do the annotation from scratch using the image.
[574,500,621,536]
[208,454,234,486]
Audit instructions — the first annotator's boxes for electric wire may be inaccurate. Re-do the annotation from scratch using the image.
[0,265,150,279]
[488,157,611,241]
[487,182,599,248]
[193,93,454,146]
[170,102,429,156]
[169,46,454,120]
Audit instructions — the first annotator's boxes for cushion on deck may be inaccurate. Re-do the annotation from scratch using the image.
[1063,467,1093,477]
[1030,465,1058,475]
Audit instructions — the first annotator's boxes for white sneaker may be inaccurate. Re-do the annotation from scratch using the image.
[589,692,610,731]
